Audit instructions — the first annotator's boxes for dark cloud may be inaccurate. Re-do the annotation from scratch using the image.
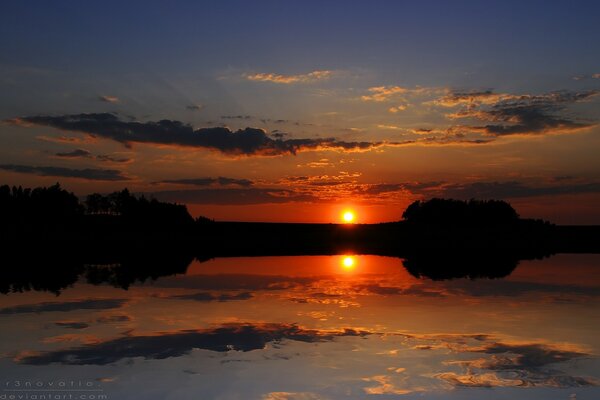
[55,149,92,158]
[221,115,252,120]
[158,177,254,187]
[96,315,131,323]
[438,341,596,388]
[11,113,384,156]
[98,95,119,103]
[149,188,317,205]
[0,299,127,315]
[17,323,369,365]
[0,164,130,181]
[164,291,253,302]
[53,149,132,163]
[437,181,600,200]
[444,90,598,136]
[95,154,132,163]
[442,279,600,298]
[355,181,443,196]
[54,322,90,329]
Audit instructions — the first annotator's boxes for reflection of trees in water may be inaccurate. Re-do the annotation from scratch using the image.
[401,249,556,280]
[401,253,520,280]
[1,247,554,295]
[0,249,195,295]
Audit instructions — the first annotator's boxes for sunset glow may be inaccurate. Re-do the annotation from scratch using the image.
[1,2,600,225]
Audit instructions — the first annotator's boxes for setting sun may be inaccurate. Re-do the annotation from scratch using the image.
[342,210,356,223]
[342,256,355,269]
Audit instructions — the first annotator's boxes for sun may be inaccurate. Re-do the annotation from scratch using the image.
[342,210,355,223]
[342,256,355,268]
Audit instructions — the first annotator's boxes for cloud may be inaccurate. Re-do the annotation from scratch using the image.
[95,154,133,163]
[17,323,368,365]
[11,113,385,156]
[362,86,410,102]
[54,321,90,329]
[148,188,318,205]
[362,375,414,395]
[437,90,599,136]
[388,105,407,113]
[96,315,132,323]
[221,115,253,120]
[361,85,440,102]
[53,149,132,163]
[437,342,596,388]
[442,279,600,298]
[98,95,119,103]
[245,70,333,84]
[432,90,519,107]
[55,148,92,158]
[573,73,600,80]
[164,291,253,302]
[158,177,254,187]
[436,181,600,200]
[186,104,204,111]
[0,299,127,315]
[150,274,318,291]
[0,164,130,181]
[36,135,95,145]
[262,392,326,400]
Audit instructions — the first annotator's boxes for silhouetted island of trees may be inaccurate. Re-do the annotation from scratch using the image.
[402,198,520,225]
[1,183,599,294]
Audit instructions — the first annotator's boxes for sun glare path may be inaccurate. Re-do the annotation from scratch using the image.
[342,210,356,223]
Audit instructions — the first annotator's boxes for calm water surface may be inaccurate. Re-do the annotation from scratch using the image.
[1,254,599,399]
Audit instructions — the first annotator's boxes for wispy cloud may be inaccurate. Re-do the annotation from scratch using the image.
[573,73,600,80]
[186,104,204,111]
[54,149,132,163]
[434,90,598,136]
[149,188,318,205]
[245,70,333,84]
[430,90,519,107]
[98,95,119,103]
[434,180,600,199]
[0,164,130,181]
[55,149,92,158]
[361,86,442,102]
[437,341,595,388]
[157,177,254,187]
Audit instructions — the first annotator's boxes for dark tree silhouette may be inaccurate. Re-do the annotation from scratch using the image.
[402,198,520,225]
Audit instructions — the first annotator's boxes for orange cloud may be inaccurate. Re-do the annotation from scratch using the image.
[99,95,119,103]
[245,70,333,84]
[361,85,443,102]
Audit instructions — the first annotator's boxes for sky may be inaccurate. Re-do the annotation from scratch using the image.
[1,0,600,223]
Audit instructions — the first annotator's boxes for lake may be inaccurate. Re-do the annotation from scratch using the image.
[1,254,599,399]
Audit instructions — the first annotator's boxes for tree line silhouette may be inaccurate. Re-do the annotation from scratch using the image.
[1,183,202,236]
[402,198,521,225]
[1,183,598,295]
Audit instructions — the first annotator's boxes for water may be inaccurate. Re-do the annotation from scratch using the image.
[1,254,599,399]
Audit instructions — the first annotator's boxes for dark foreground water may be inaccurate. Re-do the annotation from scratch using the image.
[1,254,599,399]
